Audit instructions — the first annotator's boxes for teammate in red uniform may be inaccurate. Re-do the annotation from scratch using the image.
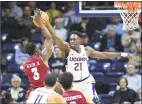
[58,72,95,104]
[24,10,53,94]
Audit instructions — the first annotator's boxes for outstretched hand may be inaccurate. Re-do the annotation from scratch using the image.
[31,8,42,25]
[122,53,134,59]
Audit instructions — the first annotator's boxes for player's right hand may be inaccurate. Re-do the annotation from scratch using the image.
[31,8,42,25]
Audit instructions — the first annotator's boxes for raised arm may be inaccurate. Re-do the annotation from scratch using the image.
[86,46,132,59]
[45,19,70,53]
[34,9,53,62]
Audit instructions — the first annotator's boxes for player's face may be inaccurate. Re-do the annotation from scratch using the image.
[69,34,80,49]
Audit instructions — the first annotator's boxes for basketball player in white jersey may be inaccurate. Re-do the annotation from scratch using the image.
[26,73,67,104]
[33,9,132,101]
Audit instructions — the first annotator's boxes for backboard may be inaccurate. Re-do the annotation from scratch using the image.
[75,1,142,17]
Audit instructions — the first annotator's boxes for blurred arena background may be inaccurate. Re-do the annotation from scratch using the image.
[1,1,142,104]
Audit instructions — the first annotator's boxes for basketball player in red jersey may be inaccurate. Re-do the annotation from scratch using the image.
[24,10,53,94]
[58,72,95,104]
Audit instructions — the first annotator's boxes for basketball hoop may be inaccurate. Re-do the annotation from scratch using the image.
[114,1,141,31]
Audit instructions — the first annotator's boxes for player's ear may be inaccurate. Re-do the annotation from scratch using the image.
[35,47,40,54]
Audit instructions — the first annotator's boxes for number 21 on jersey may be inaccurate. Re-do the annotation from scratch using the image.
[74,63,82,71]
[31,67,40,80]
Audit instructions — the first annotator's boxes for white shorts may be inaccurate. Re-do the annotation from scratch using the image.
[73,75,99,101]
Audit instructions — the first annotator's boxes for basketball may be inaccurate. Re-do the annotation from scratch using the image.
[33,11,49,27]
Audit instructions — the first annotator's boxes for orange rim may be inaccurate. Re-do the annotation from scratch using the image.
[115,1,141,12]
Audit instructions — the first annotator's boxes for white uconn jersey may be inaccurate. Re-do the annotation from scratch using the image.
[66,45,90,81]
[27,87,53,104]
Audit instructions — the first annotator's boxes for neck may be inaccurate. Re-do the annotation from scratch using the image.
[64,87,73,92]
[120,87,127,91]
[74,46,81,53]
[13,87,19,90]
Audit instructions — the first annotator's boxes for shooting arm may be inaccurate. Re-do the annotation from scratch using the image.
[39,23,53,62]
[45,22,70,52]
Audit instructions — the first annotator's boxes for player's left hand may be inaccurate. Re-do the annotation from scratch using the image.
[121,53,133,59]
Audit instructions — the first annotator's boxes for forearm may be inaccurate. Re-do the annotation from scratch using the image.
[39,23,52,40]
[102,52,121,58]
[45,22,69,51]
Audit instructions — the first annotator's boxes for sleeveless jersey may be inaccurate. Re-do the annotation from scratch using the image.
[66,45,90,81]
[27,87,53,103]
[62,90,87,104]
[24,55,50,90]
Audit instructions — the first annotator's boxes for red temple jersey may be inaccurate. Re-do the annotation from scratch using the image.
[62,90,87,104]
[24,55,50,90]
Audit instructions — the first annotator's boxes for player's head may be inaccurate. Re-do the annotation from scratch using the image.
[69,31,82,50]
[44,73,57,89]
[58,72,73,91]
[25,42,40,56]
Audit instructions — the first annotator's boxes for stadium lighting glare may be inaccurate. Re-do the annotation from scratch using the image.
[20,65,24,70]
[94,42,101,49]
[14,45,19,49]
[103,63,111,68]
[124,64,127,68]
[2,35,7,41]
[7,56,12,60]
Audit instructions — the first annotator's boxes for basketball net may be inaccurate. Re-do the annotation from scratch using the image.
[114,1,141,31]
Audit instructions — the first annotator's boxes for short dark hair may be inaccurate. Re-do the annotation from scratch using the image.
[45,73,57,87]
[58,72,73,90]
[25,42,36,55]
[70,31,82,37]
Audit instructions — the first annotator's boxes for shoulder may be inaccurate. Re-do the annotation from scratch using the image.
[128,88,136,94]
[85,46,93,51]
[136,74,142,78]
[85,46,96,53]
[48,92,65,101]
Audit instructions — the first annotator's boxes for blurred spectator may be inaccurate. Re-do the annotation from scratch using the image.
[15,37,29,66]
[22,5,36,33]
[7,17,31,43]
[80,33,89,46]
[77,17,89,33]
[46,1,60,24]
[135,88,142,104]
[112,77,136,104]
[1,55,8,73]
[70,17,95,40]
[49,46,66,74]
[9,1,23,18]
[100,27,124,52]
[129,42,142,72]
[65,1,82,24]
[7,76,26,104]
[121,30,141,53]
[27,1,36,15]
[117,63,142,92]
[1,91,17,104]
[103,17,126,35]
[54,18,68,41]
[1,7,17,33]
[58,6,71,29]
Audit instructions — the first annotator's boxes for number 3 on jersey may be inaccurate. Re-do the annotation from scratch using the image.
[74,63,82,71]
[31,67,40,80]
